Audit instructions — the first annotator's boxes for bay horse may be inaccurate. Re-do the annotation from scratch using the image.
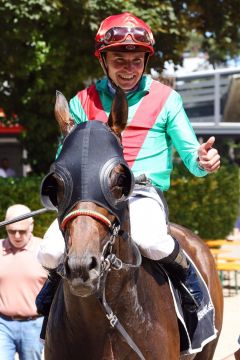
[41,88,223,360]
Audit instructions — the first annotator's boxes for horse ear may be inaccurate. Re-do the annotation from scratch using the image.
[55,90,74,137]
[108,87,128,137]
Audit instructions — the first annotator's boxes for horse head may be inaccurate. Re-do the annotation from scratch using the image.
[41,88,135,297]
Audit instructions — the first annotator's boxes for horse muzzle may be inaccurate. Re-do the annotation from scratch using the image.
[64,253,101,297]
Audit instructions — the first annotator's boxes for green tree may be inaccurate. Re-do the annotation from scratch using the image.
[0,0,239,173]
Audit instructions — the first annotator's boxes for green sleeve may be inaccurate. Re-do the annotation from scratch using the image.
[69,94,88,124]
[166,91,208,177]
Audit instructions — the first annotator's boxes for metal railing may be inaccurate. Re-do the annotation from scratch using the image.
[174,67,240,134]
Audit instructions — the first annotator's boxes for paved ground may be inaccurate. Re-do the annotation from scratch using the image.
[213,229,240,360]
[213,292,240,360]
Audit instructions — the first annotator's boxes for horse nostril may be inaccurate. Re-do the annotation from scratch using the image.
[88,256,98,271]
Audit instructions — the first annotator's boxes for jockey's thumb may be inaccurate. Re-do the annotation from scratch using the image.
[198,136,215,157]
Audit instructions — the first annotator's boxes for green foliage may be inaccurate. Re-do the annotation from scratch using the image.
[0,176,57,239]
[188,1,240,64]
[165,163,240,239]
[0,0,240,174]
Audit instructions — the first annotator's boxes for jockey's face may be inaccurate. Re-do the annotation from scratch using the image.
[105,51,145,91]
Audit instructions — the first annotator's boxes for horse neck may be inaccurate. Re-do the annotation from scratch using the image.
[62,281,107,328]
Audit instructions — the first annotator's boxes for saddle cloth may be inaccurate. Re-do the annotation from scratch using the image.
[160,253,218,355]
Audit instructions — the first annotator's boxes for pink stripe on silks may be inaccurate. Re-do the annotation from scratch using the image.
[122,81,172,168]
[77,85,108,122]
[78,81,172,168]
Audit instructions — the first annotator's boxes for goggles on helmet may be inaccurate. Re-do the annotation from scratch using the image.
[95,13,155,58]
[103,27,153,46]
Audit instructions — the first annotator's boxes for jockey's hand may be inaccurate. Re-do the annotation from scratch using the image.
[198,136,220,173]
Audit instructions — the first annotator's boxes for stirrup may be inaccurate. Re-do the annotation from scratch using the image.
[179,281,202,312]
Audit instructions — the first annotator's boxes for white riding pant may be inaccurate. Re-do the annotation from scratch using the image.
[37,187,175,269]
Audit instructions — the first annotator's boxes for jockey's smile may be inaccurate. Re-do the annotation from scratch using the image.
[105,51,145,91]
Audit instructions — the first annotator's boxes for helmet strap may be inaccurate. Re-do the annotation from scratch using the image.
[143,53,150,72]
[100,53,108,76]
[100,53,118,90]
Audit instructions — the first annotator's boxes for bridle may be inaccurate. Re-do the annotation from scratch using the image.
[60,209,112,231]
[58,207,145,360]
[59,207,142,274]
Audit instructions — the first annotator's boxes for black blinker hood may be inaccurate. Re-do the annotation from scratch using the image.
[41,121,134,225]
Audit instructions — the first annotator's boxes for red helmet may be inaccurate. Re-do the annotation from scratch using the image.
[95,12,155,59]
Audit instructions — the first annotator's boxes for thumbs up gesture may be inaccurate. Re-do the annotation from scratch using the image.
[198,136,220,173]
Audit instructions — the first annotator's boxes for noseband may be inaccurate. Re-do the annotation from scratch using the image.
[60,209,112,231]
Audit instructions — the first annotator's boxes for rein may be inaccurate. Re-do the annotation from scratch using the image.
[60,207,145,360]
[98,237,144,360]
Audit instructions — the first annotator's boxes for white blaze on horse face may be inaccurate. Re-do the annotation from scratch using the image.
[55,90,74,136]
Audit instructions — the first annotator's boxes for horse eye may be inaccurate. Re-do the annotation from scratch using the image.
[102,162,133,205]
[56,180,65,205]
[43,174,65,208]
[109,166,131,200]
[117,174,127,187]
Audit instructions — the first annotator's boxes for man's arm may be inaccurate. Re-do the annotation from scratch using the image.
[166,91,220,176]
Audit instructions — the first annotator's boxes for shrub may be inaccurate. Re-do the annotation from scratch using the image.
[165,163,240,239]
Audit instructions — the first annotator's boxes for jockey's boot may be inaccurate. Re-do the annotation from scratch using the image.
[160,241,203,313]
[36,269,61,317]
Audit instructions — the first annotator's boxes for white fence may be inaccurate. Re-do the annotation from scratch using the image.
[174,67,240,135]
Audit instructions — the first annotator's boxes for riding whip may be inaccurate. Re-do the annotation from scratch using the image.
[0,208,56,228]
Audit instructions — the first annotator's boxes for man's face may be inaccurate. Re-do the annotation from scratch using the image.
[6,219,33,249]
[105,51,145,91]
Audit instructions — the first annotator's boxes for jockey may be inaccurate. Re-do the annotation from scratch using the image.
[36,12,220,319]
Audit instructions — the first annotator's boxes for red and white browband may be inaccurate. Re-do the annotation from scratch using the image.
[60,209,112,231]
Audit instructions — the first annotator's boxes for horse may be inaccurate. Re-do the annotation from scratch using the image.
[41,88,223,360]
